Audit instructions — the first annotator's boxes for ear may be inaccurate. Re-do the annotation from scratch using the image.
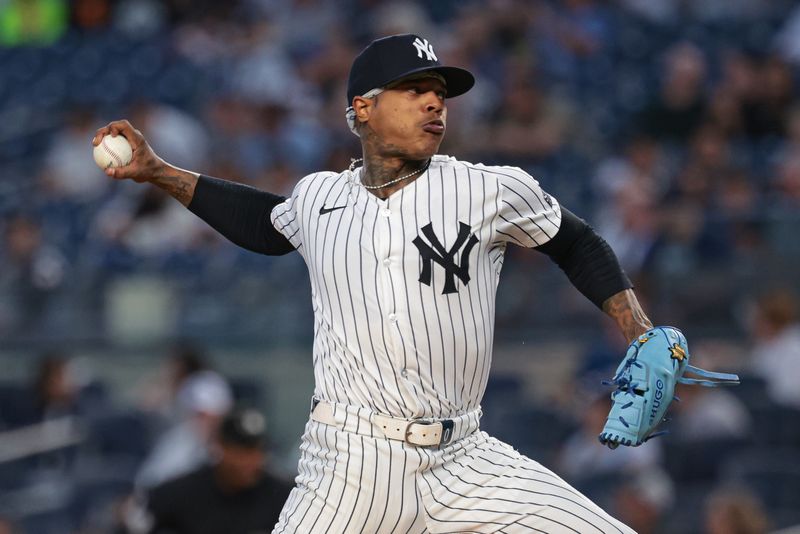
[352,96,373,125]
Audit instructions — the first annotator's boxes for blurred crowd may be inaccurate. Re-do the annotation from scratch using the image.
[2,0,800,342]
[0,345,293,533]
[2,290,800,533]
[2,0,800,532]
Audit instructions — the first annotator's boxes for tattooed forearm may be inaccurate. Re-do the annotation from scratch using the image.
[602,289,654,343]
[152,167,199,207]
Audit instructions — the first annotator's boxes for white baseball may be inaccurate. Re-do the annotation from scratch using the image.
[93,134,133,169]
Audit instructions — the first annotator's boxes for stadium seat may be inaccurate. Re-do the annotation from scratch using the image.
[83,410,155,465]
[0,383,35,430]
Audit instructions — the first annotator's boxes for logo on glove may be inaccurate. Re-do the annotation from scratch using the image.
[669,343,686,362]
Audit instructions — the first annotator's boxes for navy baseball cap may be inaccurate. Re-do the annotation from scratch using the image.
[219,408,267,448]
[347,34,475,104]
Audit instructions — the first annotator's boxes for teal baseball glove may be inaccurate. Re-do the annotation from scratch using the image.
[598,326,740,449]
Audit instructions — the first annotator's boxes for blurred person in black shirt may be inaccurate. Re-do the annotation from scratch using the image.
[635,42,708,142]
[142,407,293,534]
[2,352,87,430]
[0,213,66,335]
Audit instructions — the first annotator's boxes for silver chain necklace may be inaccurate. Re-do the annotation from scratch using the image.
[349,158,431,190]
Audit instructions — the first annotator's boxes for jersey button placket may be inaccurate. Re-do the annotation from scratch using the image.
[377,204,401,360]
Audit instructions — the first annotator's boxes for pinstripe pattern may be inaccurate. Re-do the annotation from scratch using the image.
[274,420,634,533]
[270,155,633,532]
[270,156,561,420]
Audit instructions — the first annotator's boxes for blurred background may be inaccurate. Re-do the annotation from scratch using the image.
[1,0,800,532]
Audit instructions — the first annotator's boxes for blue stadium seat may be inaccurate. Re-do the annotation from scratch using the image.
[0,383,35,430]
[83,410,155,465]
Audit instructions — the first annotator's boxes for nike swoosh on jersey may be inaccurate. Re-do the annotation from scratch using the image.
[319,205,347,215]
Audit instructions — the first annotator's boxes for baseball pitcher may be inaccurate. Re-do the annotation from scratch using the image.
[94,34,737,533]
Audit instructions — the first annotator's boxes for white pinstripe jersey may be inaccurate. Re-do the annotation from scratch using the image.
[271,155,562,420]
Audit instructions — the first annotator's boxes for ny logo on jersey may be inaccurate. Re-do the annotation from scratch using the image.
[413,222,478,295]
[412,37,437,61]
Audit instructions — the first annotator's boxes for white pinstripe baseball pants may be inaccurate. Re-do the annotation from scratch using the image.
[273,402,635,533]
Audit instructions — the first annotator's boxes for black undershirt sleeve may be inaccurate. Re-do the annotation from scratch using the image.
[534,207,632,309]
[187,175,295,256]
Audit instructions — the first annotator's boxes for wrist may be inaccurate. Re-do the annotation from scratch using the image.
[150,165,200,207]
[602,289,653,343]
[150,159,174,182]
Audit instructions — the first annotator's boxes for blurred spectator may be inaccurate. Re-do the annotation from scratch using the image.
[128,102,211,171]
[269,0,341,57]
[747,290,800,408]
[39,108,109,204]
[595,176,659,276]
[136,343,209,420]
[575,318,630,380]
[617,0,678,25]
[91,186,212,262]
[112,0,169,38]
[369,0,435,38]
[135,370,233,488]
[138,407,293,534]
[611,467,675,534]
[594,135,671,205]
[593,135,667,275]
[29,353,86,424]
[480,77,575,164]
[228,21,306,107]
[669,383,752,442]
[0,214,66,335]
[635,42,708,142]
[674,124,736,206]
[685,0,763,23]
[0,353,94,490]
[740,56,794,140]
[556,393,663,483]
[72,0,111,30]
[647,201,707,277]
[533,0,612,86]
[703,486,770,534]
[776,3,800,66]
[772,153,800,211]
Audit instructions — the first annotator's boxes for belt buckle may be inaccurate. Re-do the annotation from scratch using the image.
[404,419,455,447]
[403,421,420,445]
[439,419,455,446]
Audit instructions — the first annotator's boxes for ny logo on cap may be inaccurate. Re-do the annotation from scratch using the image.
[412,37,437,62]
